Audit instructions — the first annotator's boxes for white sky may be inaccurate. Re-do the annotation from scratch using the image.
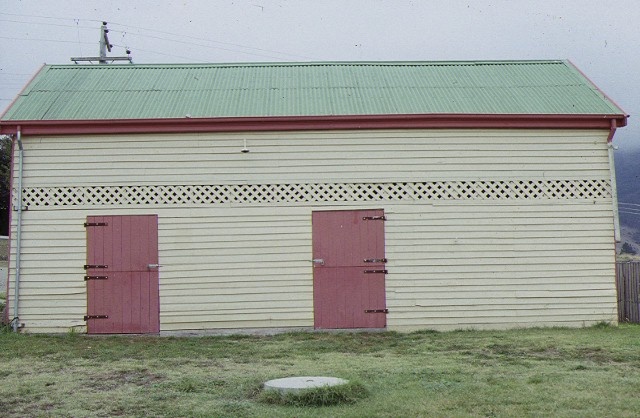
[1,0,638,148]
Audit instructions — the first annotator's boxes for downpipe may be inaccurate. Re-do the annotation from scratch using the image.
[12,127,24,332]
[607,119,620,244]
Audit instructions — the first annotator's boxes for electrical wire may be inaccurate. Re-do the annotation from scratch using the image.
[0,18,96,31]
[108,32,293,61]
[0,35,94,46]
[115,45,208,63]
[0,11,104,23]
[107,22,315,60]
[0,12,317,61]
[75,19,84,56]
[619,212,640,217]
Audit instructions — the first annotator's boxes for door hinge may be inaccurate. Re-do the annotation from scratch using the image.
[364,258,388,263]
[365,309,389,314]
[84,222,108,227]
[84,315,109,321]
[362,215,386,221]
[364,269,388,274]
[84,275,108,281]
[84,264,108,269]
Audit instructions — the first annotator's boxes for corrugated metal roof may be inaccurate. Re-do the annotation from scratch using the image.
[1,60,626,121]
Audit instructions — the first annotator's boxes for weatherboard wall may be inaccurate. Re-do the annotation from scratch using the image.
[8,129,618,332]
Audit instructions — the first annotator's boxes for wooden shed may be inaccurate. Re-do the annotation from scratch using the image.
[0,60,628,334]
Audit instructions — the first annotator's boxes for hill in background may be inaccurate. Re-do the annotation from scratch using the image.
[615,147,640,255]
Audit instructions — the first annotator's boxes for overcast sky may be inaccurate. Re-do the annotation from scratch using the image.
[1,0,638,148]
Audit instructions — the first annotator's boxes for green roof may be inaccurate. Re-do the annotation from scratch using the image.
[1,60,626,121]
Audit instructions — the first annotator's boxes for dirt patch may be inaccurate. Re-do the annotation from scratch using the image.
[84,369,165,391]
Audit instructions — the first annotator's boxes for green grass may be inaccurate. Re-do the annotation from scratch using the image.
[1,324,640,417]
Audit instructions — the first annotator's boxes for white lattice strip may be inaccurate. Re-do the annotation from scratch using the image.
[17,179,612,208]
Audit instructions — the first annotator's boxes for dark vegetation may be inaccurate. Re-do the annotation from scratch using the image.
[615,148,640,252]
[621,242,637,255]
[0,136,10,236]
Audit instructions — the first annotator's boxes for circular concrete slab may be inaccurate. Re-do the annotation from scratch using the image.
[264,376,348,394]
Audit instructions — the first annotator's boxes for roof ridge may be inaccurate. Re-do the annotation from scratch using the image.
[45,60,568,70]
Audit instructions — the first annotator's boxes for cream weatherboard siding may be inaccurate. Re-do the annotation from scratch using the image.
[8,129,618,333]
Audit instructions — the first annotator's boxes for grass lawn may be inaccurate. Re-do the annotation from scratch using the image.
[1,324,640,417]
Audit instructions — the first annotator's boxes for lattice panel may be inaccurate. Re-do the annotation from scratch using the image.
[16,180,611,208]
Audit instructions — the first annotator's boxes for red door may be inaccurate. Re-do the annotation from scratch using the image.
[312,209,387,329]
[85,215,160,334]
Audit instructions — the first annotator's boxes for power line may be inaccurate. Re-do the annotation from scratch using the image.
[109,32,292,61]
[74,19,84,56]
[0,35,94,46]
[106,29,309,61]
[0,22,233,63]
[107,22,315,61]
[0,12,315,61]
[619,211,640,217]
[0,11,104,24]
[109,44,206,63]
[0,18,96,31]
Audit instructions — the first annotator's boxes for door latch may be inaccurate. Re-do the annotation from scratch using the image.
[84,264,108,269]
[84,222,108,227]
[84,275,108,281]
[365,309,389,314]
[311,259,325,266]
[84,315,109,320]
[147,264,162,269]
[364,258,388,263]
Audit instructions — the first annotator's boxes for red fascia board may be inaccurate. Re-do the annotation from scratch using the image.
[0,113,628,136]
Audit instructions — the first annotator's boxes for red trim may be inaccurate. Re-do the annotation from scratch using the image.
[0,113,628,136]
